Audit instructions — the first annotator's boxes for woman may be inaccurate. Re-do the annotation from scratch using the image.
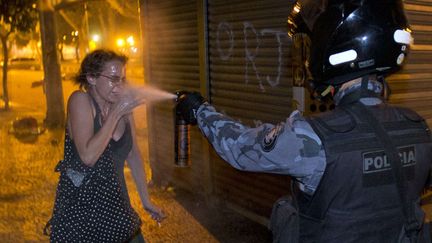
[48,49,164,242]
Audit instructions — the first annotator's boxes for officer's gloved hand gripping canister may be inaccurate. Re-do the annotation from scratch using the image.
[174,91,205,167]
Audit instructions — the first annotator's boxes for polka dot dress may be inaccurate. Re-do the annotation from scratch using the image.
[46,99,141,242]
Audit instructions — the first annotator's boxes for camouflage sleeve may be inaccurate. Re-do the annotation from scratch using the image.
[196,103,326,195]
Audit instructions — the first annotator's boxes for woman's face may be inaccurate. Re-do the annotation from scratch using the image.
[94,60,126,103]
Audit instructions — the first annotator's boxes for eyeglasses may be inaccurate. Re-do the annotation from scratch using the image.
[99,74,127,87]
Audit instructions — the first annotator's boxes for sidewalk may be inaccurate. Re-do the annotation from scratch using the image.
[0,71,272,243]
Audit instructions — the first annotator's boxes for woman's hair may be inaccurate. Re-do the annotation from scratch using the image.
[74,49,128,90]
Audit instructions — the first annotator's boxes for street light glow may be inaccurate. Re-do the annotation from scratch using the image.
[92,34,100,42]
[116,38,125,47]
[89,40,97,50]
[126,36,135,46]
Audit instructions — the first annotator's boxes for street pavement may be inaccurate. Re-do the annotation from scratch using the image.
[0,69,272,243]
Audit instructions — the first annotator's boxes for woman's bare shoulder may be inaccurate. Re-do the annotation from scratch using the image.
[68,90,88,102]
[67,90,92,113]
[68,90,90,106]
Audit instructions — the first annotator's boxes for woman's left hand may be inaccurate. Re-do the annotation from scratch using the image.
[144,203,166,224]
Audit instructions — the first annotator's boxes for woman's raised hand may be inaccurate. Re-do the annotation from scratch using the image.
[111,86,146,119]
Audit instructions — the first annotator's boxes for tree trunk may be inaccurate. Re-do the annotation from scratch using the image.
[39,0,65,128]
[1,35,9,110]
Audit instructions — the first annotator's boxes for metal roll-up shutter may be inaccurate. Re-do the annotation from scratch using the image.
[144,0,205,192]
[390,1,432,126]
[207,0,294,219]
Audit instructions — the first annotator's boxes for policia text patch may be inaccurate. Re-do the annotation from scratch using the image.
[362,145,416,187]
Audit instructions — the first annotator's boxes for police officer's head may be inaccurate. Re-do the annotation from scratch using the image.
[288,0,413,95]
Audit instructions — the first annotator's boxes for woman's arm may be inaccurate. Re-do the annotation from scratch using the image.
[68,91,119,166]
[126,114,165,221]
[68,90,140,167]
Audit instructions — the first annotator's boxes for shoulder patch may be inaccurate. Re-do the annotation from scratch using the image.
[261,124,284,152]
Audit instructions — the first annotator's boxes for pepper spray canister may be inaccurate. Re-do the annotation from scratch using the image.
[174,92,191,167]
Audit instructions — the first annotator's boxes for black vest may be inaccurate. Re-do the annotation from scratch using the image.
[299,102,432,243]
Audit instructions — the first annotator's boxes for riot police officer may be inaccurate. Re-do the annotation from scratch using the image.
[176,0,432,242]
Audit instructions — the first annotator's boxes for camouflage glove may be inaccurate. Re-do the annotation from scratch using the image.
[175,91,205,125]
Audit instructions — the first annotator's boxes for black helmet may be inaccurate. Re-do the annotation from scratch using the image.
[288,0,413,89]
